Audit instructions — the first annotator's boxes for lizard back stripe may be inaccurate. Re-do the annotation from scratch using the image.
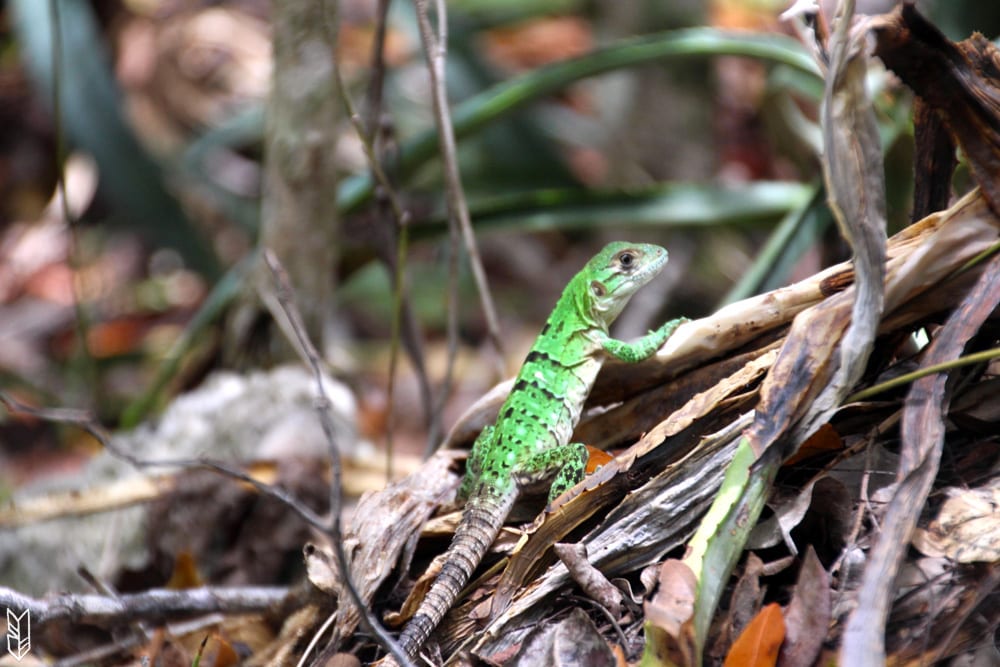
[523,348,558,365]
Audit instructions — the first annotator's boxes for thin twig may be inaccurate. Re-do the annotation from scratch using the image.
[364,0,392,140]
[261,251,410,666]
[567,594,630,652]
[358,0,409,476]
[410,0,487,456]
[386,224,411,477]
[422,0,460,451]
[425,188,461,457]
[411,0,506,379]
[335,67,409,226]
[331,66,418,466]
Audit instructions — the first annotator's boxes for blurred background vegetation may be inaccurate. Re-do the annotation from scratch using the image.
[1,0,999,476]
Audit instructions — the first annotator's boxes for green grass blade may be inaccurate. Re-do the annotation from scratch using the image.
[417,181,814,236]
[337,28,818,213]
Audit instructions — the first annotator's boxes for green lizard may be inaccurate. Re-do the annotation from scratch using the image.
[383,241,685,665]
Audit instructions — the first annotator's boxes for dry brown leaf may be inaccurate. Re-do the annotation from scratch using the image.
[912,481,1000,563]
[644,559,699,667]
[507,607,616,667]
[778,548,830,667]
[709,553,765,662]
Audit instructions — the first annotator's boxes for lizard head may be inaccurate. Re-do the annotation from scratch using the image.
[583,242,668,325]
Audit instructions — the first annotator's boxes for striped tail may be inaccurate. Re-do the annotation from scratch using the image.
[393,490,516,662]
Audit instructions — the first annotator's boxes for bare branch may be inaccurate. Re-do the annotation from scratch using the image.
[0,585,288,627]
[555,543,626,617]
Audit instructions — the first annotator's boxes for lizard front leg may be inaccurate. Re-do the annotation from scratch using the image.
[596,317,687,363]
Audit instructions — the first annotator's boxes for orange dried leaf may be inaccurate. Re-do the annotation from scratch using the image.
[87,318,147,358]
[481,16,592,73]
[585,445,613,474]
[166,551,203,589]
[784,424,843,465]
[724,602,786,667]
[210,634,241,667]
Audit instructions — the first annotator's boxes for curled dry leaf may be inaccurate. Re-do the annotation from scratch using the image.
[553,542,625,619]
[643,559,699,667]
[912,481,1000,563]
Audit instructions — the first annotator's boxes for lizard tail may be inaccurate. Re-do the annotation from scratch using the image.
[395,491,515,661]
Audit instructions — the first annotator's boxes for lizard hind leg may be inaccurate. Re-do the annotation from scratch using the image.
[516,442,589,505]
[458,425,492,500]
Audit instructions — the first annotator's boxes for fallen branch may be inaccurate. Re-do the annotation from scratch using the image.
[0,585,288,627]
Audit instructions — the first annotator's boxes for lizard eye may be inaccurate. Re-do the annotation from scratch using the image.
[618,252,635,268]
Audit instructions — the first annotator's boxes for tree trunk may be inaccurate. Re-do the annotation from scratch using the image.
[227,0,340,364]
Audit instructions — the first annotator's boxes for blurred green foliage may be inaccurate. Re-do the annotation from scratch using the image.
[12,0,981,422]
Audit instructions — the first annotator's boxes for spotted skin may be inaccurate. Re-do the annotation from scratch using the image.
[385,242,686,665]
